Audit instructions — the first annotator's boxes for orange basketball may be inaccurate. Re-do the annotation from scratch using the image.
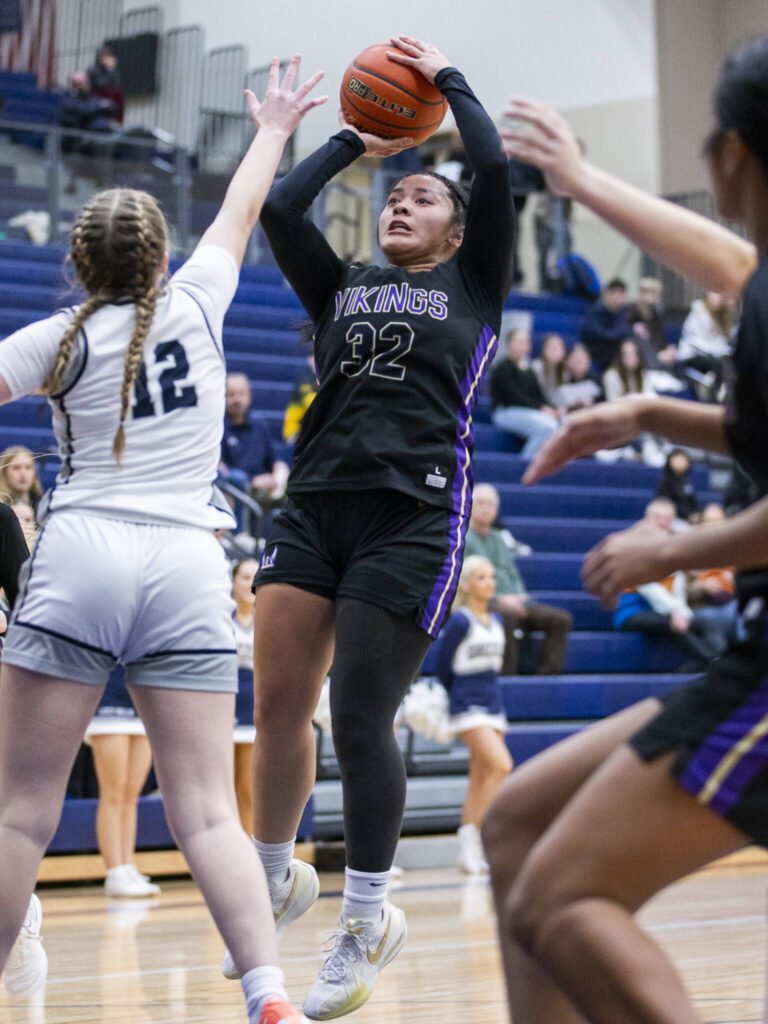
[340,43,448,145]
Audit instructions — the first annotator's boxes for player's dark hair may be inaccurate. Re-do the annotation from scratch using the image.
[46,188,168,463]
[394,171,470,229]
[710,35,768,176]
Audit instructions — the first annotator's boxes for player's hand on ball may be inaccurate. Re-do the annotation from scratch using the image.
[246,55,327,137]
[386,36,451,84]
[337,110,413,156]
[522,397,646,485]
[581,521,674,608]
[501,97,586,198]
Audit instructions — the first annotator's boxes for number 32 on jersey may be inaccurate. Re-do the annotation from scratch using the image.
[132,339,198,419]
[341,321,414,381]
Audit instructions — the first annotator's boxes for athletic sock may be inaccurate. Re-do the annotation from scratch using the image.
[242,965,288,1023]
[341,867,389,924]
[252,836,295,888]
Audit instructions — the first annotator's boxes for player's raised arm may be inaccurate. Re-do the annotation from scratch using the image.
[200,55,326,268]
[502,97,756,297]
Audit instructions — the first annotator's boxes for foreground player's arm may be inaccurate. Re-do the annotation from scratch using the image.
[502,98,756,297]
[523,396,728,485]
[582,498,768,607]
[0,501,28,609]
[389,37,514,305]
[261,117,409,321]
[200,55,326,269]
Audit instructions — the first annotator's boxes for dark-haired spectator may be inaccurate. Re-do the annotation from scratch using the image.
[490,328,560,457]
[464,483,572,675]
[601,339,665,465]
[220,373,289,535]
[87,43,124,123]
[531,333,567,406]
[655,448,700,524]
[686,503,739,643]
[59,69,120,137]
[629,277,676,367]
[558,342,603,411]
[613,498,727,670]
[580,277,631,371]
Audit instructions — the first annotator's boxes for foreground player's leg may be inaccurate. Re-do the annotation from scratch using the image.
[129,684,308,1024]
[483,698,661,1024]
[0,665,103,993]
[506,745,747,1024]
[302,599,430,1021]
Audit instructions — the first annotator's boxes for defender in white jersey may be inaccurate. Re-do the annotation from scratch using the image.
[0,56,326,1024]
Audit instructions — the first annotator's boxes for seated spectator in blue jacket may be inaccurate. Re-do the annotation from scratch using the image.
[580,277,631,371]
[490,328,561,458]
[220,372,289,505]
[613,498,728,670]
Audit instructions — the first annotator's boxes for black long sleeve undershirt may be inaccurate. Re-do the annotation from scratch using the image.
[0,501,28,609]
[260,66,514,325]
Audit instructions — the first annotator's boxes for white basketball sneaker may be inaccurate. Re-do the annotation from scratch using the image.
[3,894,47,995]
[221,859,320,980]
[302,902,407,1020]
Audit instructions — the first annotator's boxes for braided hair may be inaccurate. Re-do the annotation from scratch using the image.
[45,188,168,462]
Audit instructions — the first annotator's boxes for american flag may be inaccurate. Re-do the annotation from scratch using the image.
[0,0,55,88]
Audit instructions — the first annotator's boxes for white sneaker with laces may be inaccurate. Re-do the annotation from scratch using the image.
[104,864,161,898]
[221,859,320,980]
[302,902,407,1020]
[3,894,47,995]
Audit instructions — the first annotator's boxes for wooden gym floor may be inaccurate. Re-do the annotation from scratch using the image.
[2,850,767,1023]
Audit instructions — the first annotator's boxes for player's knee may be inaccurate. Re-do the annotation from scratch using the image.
[253,684,312,736]
[504,864,559,955]
[0,799,59,852]
[480,777,541,875]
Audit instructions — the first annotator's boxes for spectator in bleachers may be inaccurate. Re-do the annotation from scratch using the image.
[579,277,631,371]
[558,341,603,411]
[613,498,727,670]
[490,328,561,457]
[87,43,124,124]
[220,372,289,522]
[676,290,735,398]
[601,339,666,465]
[435,555,511,875]
[0,445,42,521]
[686,503,738,642]
[655,448,700,525]
[231,558,259,833]
[465,483,573,675]
[59,69,121,138]
[10,500,36,547]
[629,277,677,368]
[531,333,567,407]
[282,352,318,445]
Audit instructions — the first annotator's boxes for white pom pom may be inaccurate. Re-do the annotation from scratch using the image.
[402,679,451,742]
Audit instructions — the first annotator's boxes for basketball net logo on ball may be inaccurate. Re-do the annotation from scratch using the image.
[340,43,448,145]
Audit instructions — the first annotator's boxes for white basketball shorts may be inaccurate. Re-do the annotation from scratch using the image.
[4,511,237,691]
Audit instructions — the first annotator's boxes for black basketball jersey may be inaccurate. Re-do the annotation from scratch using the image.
[723,256,768,591]
[260,67,514,517]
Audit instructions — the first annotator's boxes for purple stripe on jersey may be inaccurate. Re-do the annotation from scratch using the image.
[451,324,498,518]
[419,509,469,637]
[420,325,498,637]
[679,673,768,816]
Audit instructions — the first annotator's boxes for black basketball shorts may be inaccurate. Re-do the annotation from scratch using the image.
[251,489,468,638]
[630,587,768,847]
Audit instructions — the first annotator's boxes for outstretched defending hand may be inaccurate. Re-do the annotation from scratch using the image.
[582,521,674,608]
[501,97,586,199]
[385,35,451,85]
[522,397,646,485]
[246,55,327,138]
